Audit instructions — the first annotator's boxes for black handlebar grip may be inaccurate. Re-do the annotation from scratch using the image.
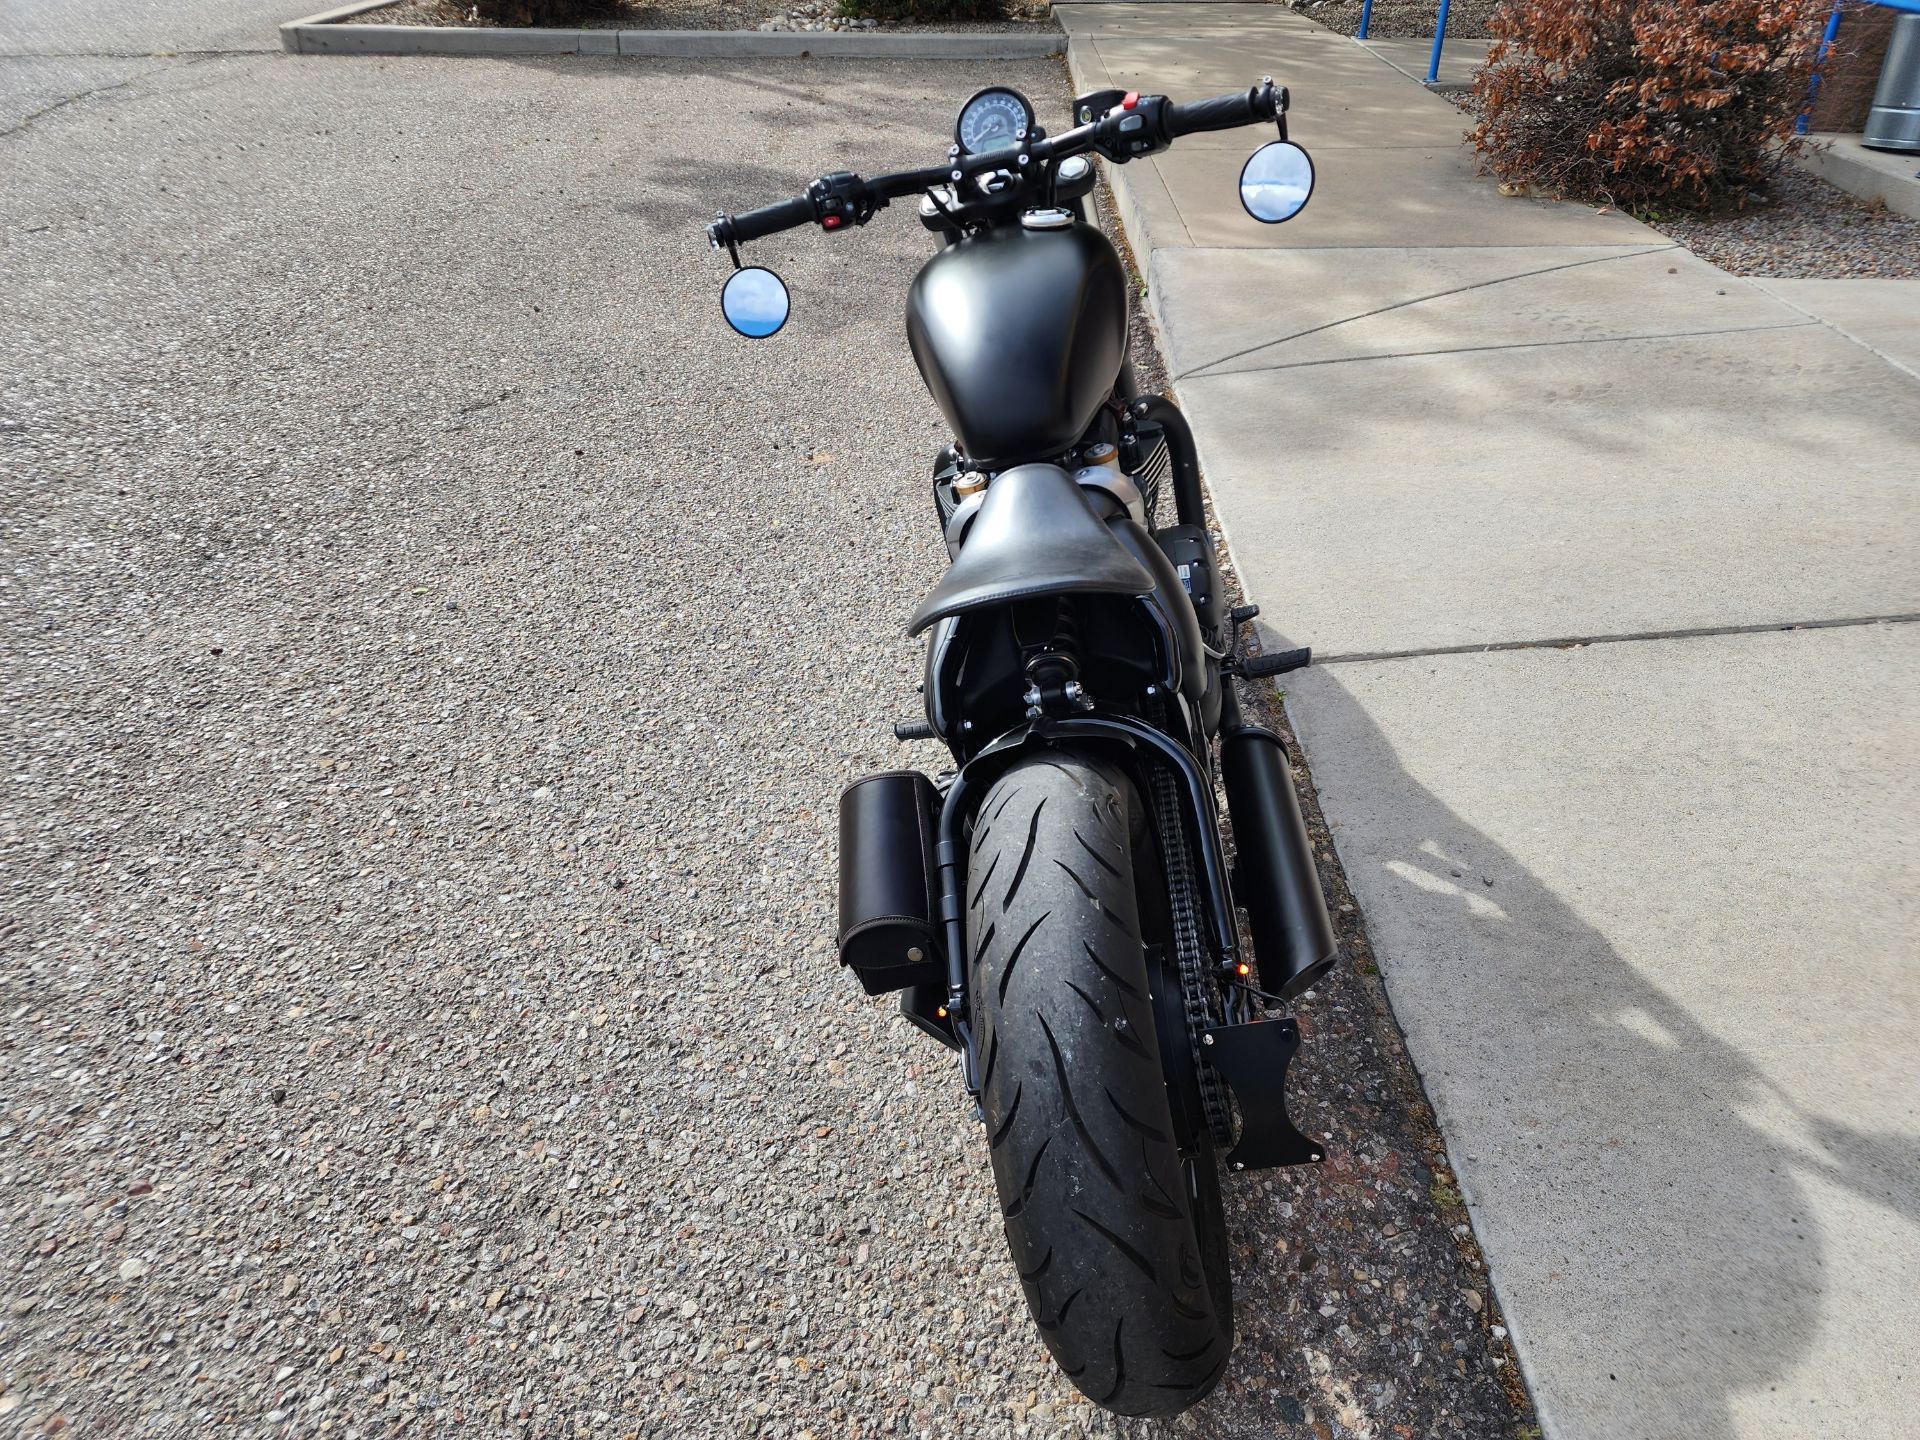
[1165,82,1282,138]
[726,195,817,244]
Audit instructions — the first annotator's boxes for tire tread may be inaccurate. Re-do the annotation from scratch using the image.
[969,754,1229,1417]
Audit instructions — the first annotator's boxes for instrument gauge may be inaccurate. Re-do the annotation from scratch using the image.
[956,87,1035,157]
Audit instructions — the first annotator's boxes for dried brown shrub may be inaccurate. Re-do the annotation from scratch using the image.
[1469,0,1830,210]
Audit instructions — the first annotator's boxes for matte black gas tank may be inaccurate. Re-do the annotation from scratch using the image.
[905,222,1127,468]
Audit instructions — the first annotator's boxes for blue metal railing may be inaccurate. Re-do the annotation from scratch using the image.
[1427,0,1454,82]
[1800,0,1852,134]
[1356,0,1455,85]
[1799,0,1920,135]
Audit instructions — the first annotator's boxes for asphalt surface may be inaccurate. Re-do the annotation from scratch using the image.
[0,0,291,56]
[2,43,1525,1439]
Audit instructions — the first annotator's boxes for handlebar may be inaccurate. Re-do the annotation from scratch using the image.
[728,195,817,244]
[707,78,1288,254]
[1166,80,1284,138]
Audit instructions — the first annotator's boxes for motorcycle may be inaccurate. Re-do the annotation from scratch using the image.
[707,78,1335,1418]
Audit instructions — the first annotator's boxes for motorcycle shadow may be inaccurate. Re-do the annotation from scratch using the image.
[1111,663,1919,1440]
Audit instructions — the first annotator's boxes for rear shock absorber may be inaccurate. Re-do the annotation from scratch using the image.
[1021,600,1095,717]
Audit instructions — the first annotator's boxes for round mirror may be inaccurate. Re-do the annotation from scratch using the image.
[1239,141,1315,224]
[720,266,790,339]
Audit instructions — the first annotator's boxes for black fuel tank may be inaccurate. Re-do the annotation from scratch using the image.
[905,222,1127,468]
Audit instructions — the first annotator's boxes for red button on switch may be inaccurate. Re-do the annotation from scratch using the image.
[1121,91,1139,110]
[823,214,843,230]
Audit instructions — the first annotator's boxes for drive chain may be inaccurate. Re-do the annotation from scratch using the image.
[1146,752,1234,1147]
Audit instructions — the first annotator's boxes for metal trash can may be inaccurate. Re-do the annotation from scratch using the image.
[1865,12,1920,150]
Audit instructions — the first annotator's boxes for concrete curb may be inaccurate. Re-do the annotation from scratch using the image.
[1795,133,1920,221]
[1063,40,1173,331]
[280,1,1064,58]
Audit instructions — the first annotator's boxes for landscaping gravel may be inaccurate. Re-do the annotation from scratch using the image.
[1299,0,1499,40]
[369,0,1056,33]
[3,44,1524,1439]
[1647,166,1920,280]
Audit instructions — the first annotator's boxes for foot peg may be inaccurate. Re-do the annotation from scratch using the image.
[1238,646,1310,678]
[1201,1019,1322,1171]
[893,719,936,742]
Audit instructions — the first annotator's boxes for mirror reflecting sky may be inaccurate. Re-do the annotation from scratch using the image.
[722,267,790,338]
[1240,142,1314,224]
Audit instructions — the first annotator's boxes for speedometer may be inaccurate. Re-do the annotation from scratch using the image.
[955,87,1035,157]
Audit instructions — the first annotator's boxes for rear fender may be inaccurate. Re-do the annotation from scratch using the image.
[920,509,1207,749]
[931,714,1242,1096]
[922,588,1186,753]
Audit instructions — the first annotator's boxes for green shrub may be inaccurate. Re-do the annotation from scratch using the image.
[836,0,1011,22]
[1469,0,1829,210]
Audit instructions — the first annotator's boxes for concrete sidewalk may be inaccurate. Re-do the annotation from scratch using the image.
[1061,5,1920,1438]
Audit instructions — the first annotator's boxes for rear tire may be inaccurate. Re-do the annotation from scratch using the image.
[968,753,1231,1417]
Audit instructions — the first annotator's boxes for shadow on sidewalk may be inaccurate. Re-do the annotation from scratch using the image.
[1118,663,1918,1439]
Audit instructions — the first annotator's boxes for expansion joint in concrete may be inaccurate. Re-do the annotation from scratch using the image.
[1178,244,1681,380]
[1186,319,1820,378]
[1314,612,1920,667]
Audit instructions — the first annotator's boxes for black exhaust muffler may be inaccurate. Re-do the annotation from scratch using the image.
[1221,725,1337,998]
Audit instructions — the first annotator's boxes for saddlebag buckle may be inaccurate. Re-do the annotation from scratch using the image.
[1201,1018,1324,1171]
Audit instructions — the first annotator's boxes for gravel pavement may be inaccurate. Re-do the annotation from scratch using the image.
[0,0,288,55]
[3,46,1523,1438]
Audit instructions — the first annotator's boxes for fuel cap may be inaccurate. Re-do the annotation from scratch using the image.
[1020,208,1074,230]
